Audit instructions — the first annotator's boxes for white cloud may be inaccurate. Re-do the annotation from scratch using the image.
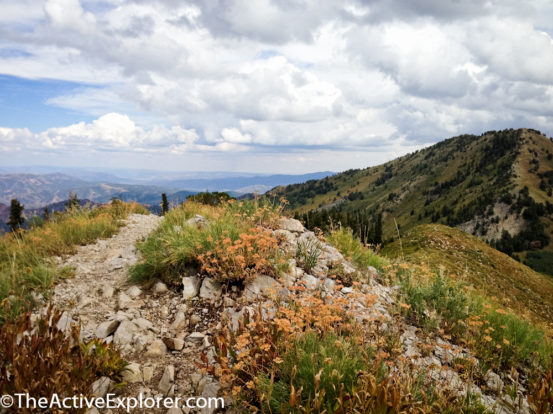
[1,0,553,172]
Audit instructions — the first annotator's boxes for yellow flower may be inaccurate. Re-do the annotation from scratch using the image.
[484,335,492,342]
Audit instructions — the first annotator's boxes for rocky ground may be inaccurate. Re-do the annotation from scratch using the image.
[48,214,531,414]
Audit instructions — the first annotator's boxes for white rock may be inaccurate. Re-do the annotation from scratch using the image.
[485,371,504,394]
[108,257,124,271]
[146,339,167,356]
[126,286,142,298]
[158,365,175,395]
[122,362,142,383]
[86,408,100,414]
[95,320,120,339]
[278,217,304,233]
[243,275,280,301]
[154,281,168,293]
[134,318,153,331]
[143,366,154,383]
[118,292,133,309]
[199,278,222,300]
[163,337,185,351]
[301,274,319,290]
[56,312,72,332]
[171,311,187,332]
[166,408,183,414]
[186,332,205,344]
[113,320,139,346]
[200,381,221,414]
[102,286,115,298]
[91,376,111,398]
[341,286,353,294]
[185,215,207,228]
[182,276,200,299]
[323,278,336,292]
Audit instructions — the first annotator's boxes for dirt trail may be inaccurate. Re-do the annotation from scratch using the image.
[51,214,216,414]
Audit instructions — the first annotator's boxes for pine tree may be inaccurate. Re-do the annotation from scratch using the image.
[43,207,49,222]
[161,193,169,215]
[7,198,24,232]
[374,212,383,244]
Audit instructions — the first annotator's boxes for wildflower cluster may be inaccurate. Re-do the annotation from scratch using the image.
[198,227,283,284]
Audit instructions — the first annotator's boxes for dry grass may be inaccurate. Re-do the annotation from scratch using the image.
[0,200,148,322]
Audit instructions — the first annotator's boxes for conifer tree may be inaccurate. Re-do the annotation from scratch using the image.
[43,207,49,222]
[161,193,169,215]
[7,198,24,232]
[374,212,383,244]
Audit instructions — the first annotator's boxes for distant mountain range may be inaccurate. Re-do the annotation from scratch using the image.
[0,170,334,212]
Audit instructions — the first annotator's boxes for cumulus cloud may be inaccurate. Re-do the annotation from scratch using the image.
[1,0,553,172]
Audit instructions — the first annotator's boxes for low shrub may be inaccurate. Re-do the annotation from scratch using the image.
[328,227,389,272]
[295,240,321,274]
[199,226,283,284]
[0,307,127,399]
[130,200,288,286]
[395,266,553,372]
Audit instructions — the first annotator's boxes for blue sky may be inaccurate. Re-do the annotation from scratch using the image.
[0,75,96,131]
[1,0,553,173]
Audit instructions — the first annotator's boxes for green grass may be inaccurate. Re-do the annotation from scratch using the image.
[129,199,286,285]
[259,332,367,413]
[395,268,553,371]
[327,227,389,272]
[0,201,147,322]
[383,224,553,334]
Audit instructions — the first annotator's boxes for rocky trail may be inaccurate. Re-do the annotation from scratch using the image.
[51,213,220,414]
[49,214,531,414]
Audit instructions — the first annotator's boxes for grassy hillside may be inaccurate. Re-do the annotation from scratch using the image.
[270,128,553,274]
[382,224,553,334]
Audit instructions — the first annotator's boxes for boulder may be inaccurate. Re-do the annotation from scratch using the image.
[118,292,133,309]
[301,274,319,290]
[278,217,304,233]
[485,371,504,394]
[113,320,139,346]
[163,337,185,351]
[158,365,175,396]
[126,286,142,298]
[154,281,168,293]
[182,276,200,299]
[186,332,205,344]
[95,320,120,339]
[91,376,111,398]
[122,362,142,383]
[146,339,167,356]
[200,278,222,300]
[243,275,280,301]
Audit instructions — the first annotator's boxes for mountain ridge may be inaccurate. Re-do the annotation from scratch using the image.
[269,128,553,274]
